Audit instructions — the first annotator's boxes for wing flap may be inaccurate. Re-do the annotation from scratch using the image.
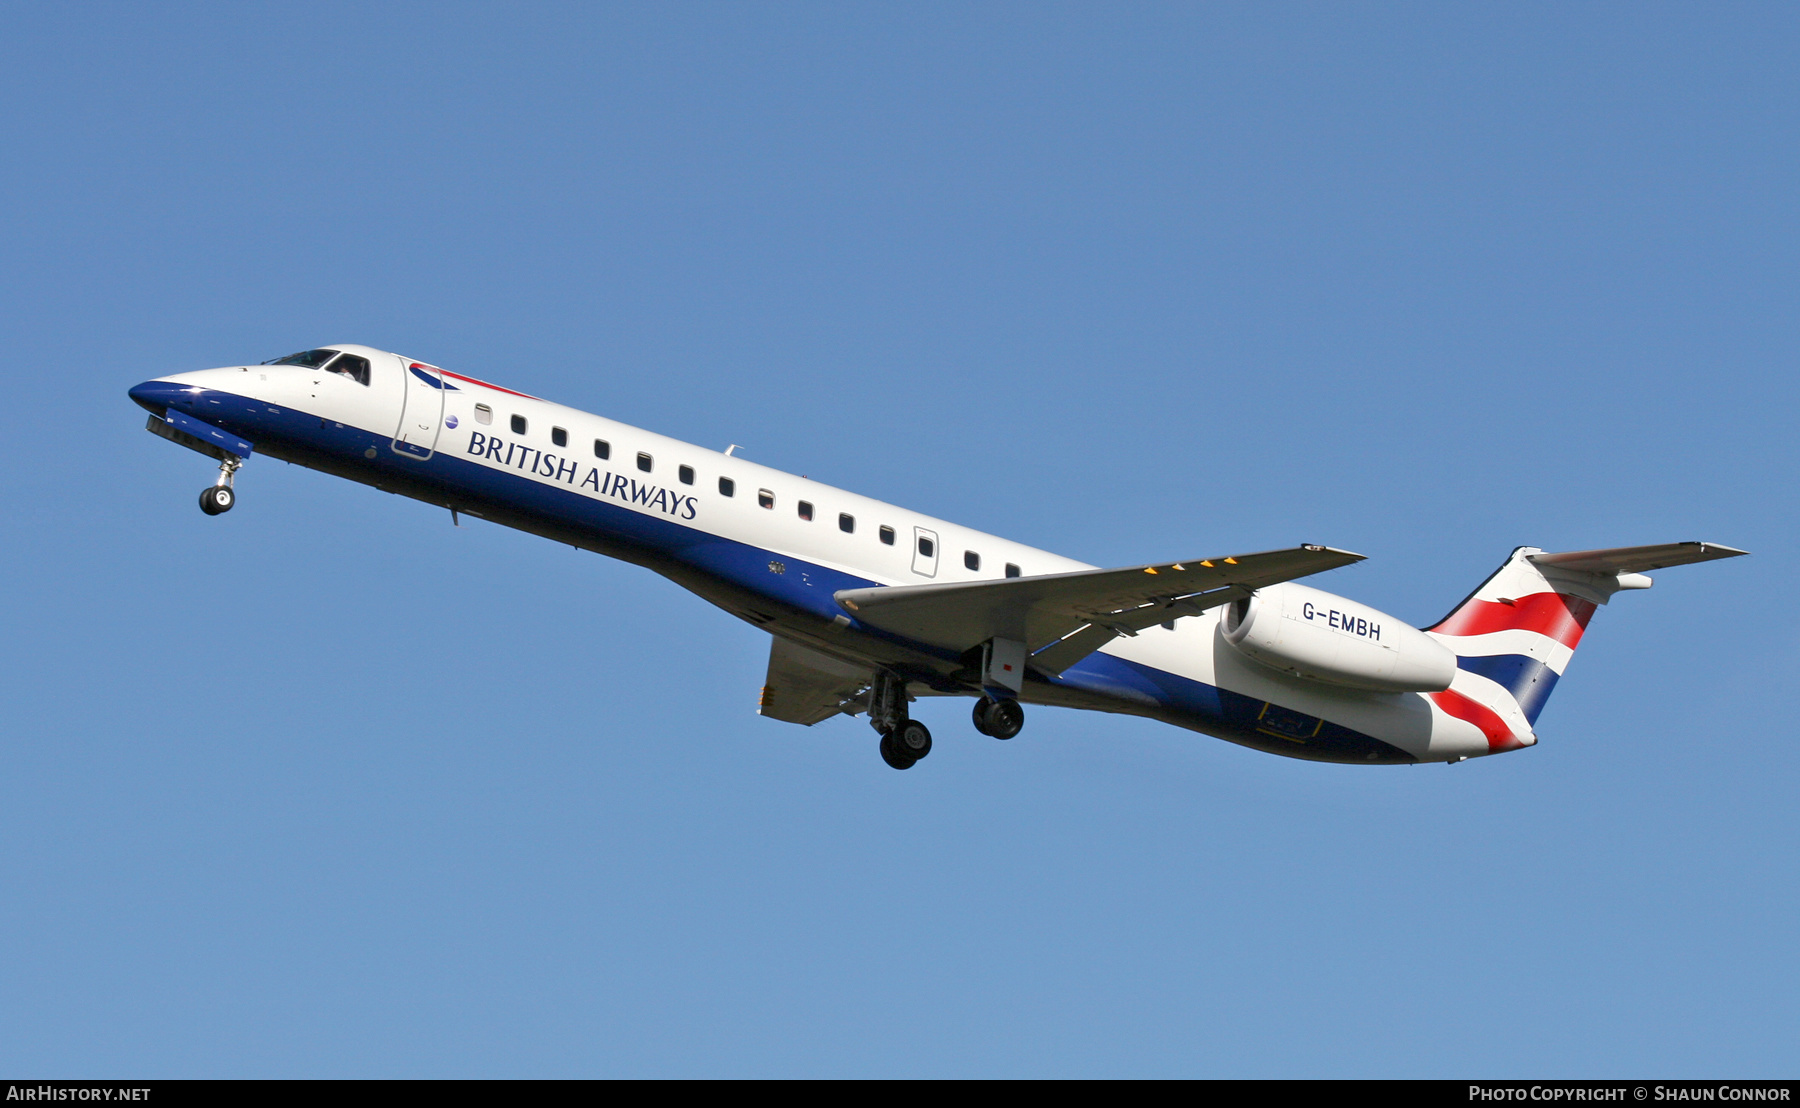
[758,636,870,727]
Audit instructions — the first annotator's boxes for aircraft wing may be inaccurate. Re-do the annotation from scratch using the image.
[835,545,1364,676]
[1528,541,1749,575]
[758,636,871,726]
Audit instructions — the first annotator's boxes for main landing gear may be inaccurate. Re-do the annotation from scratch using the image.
[881,721,933,770]
[972,696,1025,740]
[864,674,1028,769]
[869,670,931,770]
[198,455,241,516]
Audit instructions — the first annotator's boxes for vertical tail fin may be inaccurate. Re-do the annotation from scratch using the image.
[1426,548,1597,728]
[1426,543,1746,736]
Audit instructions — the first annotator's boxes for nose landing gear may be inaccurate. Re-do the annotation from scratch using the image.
[198,486,234,515]
[198,455,241,516]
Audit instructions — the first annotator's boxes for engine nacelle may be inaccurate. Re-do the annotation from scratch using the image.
[1219,582,1455,693]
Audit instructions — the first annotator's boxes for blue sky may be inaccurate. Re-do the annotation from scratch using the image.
[1,2,1795,1077]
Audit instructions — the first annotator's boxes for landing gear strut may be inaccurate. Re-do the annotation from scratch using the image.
[198,455,241,516]
[869,669,931,770]
[972,696,1024,740]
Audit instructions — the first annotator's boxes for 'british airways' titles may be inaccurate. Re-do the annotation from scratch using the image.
[467,432,698,520]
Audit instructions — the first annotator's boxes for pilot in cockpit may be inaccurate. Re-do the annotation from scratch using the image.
[265,348,370,386]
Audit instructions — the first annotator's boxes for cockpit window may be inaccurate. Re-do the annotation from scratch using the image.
[262,348,370,385]
[328,354,370,385]
[267,349,341,369]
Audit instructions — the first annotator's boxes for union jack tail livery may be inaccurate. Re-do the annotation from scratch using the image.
[1425,543,1746,753]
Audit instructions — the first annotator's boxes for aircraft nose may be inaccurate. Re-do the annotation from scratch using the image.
[128,379,196,415]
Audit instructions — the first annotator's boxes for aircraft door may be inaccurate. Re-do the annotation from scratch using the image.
[911,526,939,578]
[392,358,447,459]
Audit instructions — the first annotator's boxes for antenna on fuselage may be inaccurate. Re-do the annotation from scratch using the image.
[724,444,741,456]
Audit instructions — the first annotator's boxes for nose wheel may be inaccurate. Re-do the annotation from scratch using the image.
[197,455,241,516]
[199,486,235,515]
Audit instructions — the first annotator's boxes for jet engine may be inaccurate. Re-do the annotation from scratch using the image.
[1218,582,1456,693]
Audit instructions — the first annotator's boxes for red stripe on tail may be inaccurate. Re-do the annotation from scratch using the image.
[1428,689,1524,753]
[1429,591,1596,650]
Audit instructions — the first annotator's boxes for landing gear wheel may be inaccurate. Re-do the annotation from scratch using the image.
[199,486,235,515]
[893,719,932,761]
[879,732,916,770]
[972,698,994,736]
[976,697,1024,740]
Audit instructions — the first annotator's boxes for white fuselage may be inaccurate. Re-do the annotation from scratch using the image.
[134,345,1518,765]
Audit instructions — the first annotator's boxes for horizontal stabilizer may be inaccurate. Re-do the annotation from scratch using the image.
[1529,542,1748,576]
[836,545,1363,675]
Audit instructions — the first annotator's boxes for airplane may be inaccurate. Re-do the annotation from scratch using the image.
[128,344,1746,770]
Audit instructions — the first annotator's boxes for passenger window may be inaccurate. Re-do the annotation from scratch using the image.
[879,526,895,546]
[839,513,854,533]
[678,465,694,485]
[511,414,527,434]
[719,477,735,497]
[1005,563,1021,578]
[551,427,567,448]
[475,404,493,425]
[594,439,610,459]
[964,551,980,571]
[637,452,652,472]
[798,501,814,521]
[917,536,935,558]
[758,489,774,509]
[330,354,371,385]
